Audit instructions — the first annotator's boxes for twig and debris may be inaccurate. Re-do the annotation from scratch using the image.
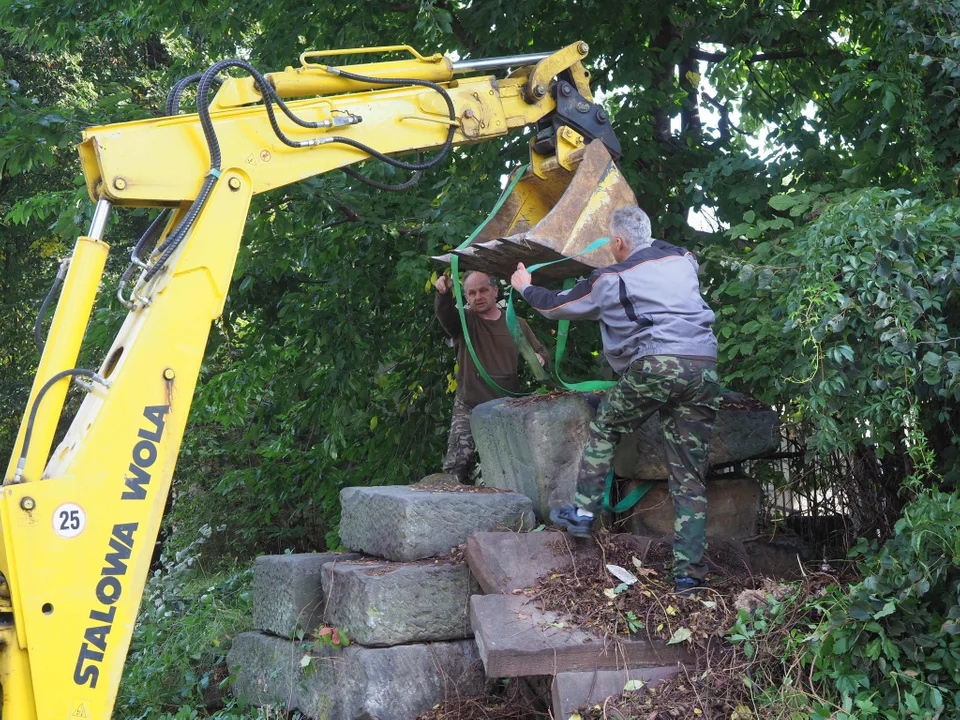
[418,677,552,720]
[530,532,856,719]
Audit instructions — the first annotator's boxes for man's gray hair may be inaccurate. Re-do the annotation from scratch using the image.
[609,206,652,251]
[462,270,497,288]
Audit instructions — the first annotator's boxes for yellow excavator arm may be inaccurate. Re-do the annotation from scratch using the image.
[0,41,629,719]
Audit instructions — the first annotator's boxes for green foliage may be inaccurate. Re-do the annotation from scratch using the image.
[728,489,960,719]
[808,489,960,719]
[710,188,960,464]
[116,526,253,718]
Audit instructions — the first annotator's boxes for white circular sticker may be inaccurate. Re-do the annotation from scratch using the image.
[53,503,86,539]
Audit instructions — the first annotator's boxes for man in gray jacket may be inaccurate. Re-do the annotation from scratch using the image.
[510,205,721,593]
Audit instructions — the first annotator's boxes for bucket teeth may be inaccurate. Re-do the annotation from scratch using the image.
[433,139,637,283]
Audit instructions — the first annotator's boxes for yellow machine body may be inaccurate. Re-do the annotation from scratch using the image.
[0,41,632,718]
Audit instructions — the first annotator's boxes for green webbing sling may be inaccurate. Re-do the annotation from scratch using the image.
[504,238,615,393]
[449,168,650,511]
[450,165,545,397]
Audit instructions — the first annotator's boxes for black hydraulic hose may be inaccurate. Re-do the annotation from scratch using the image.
[143,175,216,282]
[319,67,457,171]
[147,58,458,280]
[194,58,338,170]
[166,73,202,115]
[119,210,172,294]
[13,368,104,482]
[165,73,224,116]
[342,166,423,191]
[33,260,69,352]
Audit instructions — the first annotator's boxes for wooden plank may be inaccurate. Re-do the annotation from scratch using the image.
[470,594,693,678]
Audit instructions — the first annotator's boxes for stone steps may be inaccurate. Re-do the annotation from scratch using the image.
[470,593,691,677]
[231,387,787,720]
[552,668,678,720]
[228,632,485,720]
[339,484,535,561]
[229,484,536,719]
[320,559,478,646]
[253,552,361,639]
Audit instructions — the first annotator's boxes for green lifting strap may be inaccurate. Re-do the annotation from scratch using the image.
[449,169,652,513]
[450,165,546,397]
[602,468,652,513]
[504,238,616,393]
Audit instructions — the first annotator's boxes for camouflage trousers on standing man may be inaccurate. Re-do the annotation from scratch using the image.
[443,394,476,484]
[575,355,721,580]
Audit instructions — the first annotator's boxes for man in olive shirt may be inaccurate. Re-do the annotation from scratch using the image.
[435,271,547,484]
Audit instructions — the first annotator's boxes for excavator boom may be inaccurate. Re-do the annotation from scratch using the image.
[0,41,634,719]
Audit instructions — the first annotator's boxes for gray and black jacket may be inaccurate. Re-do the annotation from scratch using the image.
[519,240,717,375]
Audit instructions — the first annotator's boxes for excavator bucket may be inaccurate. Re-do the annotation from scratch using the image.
[435,140,637,283]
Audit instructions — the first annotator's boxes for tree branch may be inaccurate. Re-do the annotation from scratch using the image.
[330,197,363,223]
[692,48,807,63]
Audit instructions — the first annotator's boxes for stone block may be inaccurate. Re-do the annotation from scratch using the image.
[470,594,692,677]
[465,530,599,594]
[339,485,534,561]
[472,392,778,521]
[622,476,762,540]
[552,667,678,720]
[228,632,487,720]
[742,535,811,579]
[253,552,361,639]
[321,560,479,646]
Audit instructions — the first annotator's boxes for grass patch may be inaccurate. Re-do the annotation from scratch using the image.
[115,526,255,720]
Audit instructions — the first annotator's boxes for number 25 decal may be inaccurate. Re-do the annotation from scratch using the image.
[53,503,86,539]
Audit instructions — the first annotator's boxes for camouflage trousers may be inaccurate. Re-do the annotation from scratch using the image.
[443,394,476,484]
[576,355,721,580]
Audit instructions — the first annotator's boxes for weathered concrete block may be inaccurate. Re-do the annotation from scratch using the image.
[321,560,479,646]
[741,535,811,579]
[253,553,361,639]
[465,530,599,594]
[228,631,487,720]
[470,594,692,677]
[622,476,762,539]
[339,485,534,561]
[472,392,778,520]
[552,668,678,720]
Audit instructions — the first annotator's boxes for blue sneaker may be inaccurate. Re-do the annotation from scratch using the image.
[549,504,594,538]
[674,576,704,595]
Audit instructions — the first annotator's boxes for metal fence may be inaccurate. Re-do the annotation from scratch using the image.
[715,424,906,561]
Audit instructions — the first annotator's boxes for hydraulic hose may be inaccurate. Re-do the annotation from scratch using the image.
[13,368,109,483]
[165,73,224,116]
[33,258,70,352]
[147,57,457,281]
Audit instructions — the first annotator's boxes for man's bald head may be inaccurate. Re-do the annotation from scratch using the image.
[462,271,496,289]
[463,271,499,317]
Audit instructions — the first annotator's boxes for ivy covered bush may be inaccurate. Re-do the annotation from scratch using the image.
[710,188,960,467]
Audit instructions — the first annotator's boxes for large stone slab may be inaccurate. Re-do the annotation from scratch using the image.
[254,552,361,639]
[321,560,479,646]
[622,476,762,539]
[465,530,599,594]
[472,392,778,520]
[339,485,534,561]
[470,594,692,677]
[552,667,678,720]
[228,631,486,720]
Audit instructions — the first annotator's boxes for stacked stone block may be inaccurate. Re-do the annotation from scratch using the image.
[228,484,535,720]
[470,390,779,538]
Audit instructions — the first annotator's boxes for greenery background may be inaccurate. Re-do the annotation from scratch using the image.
[0,0,958,717]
